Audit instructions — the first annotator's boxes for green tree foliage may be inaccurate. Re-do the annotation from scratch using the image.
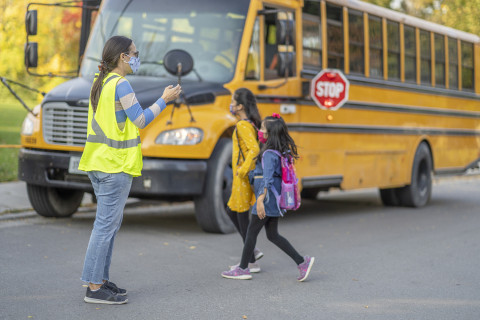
[0,0,82,104]
[362,0,480,36]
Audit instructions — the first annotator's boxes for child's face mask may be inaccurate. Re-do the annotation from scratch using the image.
[258,130,267,143]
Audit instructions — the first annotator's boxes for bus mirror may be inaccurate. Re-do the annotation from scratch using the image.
[26,10,37,36]
[163,49,194,77]
[25,42,38,68]
[276,19,295,45]
[277,52,295,77]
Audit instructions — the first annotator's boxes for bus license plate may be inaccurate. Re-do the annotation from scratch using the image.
[68,156,87,175]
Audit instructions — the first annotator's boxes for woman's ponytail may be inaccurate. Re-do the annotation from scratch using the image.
[90,36,133,112]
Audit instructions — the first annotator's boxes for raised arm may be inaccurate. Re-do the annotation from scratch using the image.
[116,79,181,129]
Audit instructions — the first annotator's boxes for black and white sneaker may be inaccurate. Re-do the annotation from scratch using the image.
[104,281,127,296]
[84,284,128,305]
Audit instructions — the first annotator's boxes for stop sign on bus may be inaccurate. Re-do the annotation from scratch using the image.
[310,69,350,110]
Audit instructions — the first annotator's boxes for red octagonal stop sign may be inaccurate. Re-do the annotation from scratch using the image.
[310,69,350,110]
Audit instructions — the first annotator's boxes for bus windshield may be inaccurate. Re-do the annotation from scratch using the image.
[80,0,250,83]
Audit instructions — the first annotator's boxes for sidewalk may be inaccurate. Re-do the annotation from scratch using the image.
[0,181,31,214]
[0,181,94,215]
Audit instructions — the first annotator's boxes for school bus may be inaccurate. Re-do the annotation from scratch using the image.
[19,0,480,233]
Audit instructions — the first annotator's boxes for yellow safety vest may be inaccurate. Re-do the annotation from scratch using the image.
[79,73,143,177]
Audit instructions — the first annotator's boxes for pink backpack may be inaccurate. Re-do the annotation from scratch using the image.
[262,150,301,211]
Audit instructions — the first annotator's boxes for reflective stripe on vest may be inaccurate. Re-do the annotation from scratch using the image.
[87,116,141,149]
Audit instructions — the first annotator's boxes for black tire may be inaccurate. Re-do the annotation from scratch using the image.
[27,184,84,217]
[379,188,401,206]
[397,142,433,207]
[301,188,320,200]
[194,138,235,234]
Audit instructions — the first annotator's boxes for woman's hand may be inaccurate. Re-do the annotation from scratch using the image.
[161,84,182,103]
[257,194,266,219]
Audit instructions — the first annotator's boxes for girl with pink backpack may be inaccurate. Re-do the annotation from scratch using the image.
[221,113,314,281]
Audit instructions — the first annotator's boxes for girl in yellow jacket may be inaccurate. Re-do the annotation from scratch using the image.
[227,88,263,272]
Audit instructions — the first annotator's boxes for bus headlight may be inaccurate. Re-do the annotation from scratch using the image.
[21,116,34,136]
[155,128,203,145]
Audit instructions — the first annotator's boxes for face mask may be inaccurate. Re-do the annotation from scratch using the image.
[258,131,267,144]
[229,104,236,116]
[126,55,141,73]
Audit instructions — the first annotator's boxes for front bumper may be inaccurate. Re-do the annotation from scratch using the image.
[18,148,207,198]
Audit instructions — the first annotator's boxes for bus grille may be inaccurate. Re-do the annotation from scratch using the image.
[42,102,88,147]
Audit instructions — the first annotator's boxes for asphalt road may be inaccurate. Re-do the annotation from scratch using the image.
[1,177,479,320]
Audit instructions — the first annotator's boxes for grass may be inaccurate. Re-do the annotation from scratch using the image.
[0,99,31,182]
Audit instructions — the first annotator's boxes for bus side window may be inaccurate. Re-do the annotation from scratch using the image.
[461,41,474,91]
[448,37,458,90]
[434,34,446,87]
[302,2,321,69]
[349,9,364,75]
[245,18,260,80]
[369,15,383,78]
[387,20,400,80]
[326,3,344,70]
[404,25,416,83]
[420,30,431,86]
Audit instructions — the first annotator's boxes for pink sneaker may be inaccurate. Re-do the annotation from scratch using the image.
[297,256,315,282]
[221,266,252,280]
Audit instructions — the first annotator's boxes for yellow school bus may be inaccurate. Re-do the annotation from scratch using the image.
[20,0,480,233]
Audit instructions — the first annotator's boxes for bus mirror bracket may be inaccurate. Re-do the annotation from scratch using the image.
[26,10,37,36]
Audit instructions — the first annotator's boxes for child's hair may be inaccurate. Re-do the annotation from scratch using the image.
[259,114,298,160]
[233,88,262,129]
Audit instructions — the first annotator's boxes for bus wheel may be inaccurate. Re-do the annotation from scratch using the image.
[194,138,235,234]
[27,184,84,217]
[379,188,401,206]
[397,142,433,207]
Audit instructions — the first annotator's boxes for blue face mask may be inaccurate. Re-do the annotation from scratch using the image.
[229,104,236,116]
[126,55,141,73]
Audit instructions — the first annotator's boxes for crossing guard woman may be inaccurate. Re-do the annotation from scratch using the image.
[78,35,181,304]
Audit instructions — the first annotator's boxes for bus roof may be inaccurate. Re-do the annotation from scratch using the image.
[325,0,480,43]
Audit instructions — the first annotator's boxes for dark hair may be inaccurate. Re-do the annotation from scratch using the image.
[259,115,298,160]
[90,35,133,112]
[233,88,262,129]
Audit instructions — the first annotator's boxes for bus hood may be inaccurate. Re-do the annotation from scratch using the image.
[42,76,230,107]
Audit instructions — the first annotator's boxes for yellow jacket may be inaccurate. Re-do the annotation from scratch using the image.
[227,120,260,212]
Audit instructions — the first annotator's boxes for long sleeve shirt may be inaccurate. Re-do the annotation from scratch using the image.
[115,78,166,130]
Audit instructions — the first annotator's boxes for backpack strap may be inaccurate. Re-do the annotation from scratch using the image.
[261,149,282,169]
[235,120,258,166]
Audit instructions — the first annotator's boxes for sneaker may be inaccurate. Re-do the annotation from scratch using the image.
[221,266,252,280]
[103,280,127,296]
[254,248,264,261]
[84,283,128,304]
[229,262,261,273]
[297,256,315,282]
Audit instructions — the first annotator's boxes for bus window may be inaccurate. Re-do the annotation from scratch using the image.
[302,3,321,69]
[420,30,431,85]
[387,20,400,80]
[404,25,416,83]
[326,3,343,70]
[245,18,260,80]
[434,34,445,87]
[349,9,364,75]
[461,41,474,91]
[369,15,383,78]
[448,37,458,89]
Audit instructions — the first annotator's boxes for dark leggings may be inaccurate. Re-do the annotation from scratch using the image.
[226,208,255,263]
[239,214,304,269]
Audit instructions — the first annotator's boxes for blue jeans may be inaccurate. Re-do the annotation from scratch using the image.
[81,171,133,284]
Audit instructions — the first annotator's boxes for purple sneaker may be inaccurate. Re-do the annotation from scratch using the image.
[222,266,252,280]
[297,256,315,282]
